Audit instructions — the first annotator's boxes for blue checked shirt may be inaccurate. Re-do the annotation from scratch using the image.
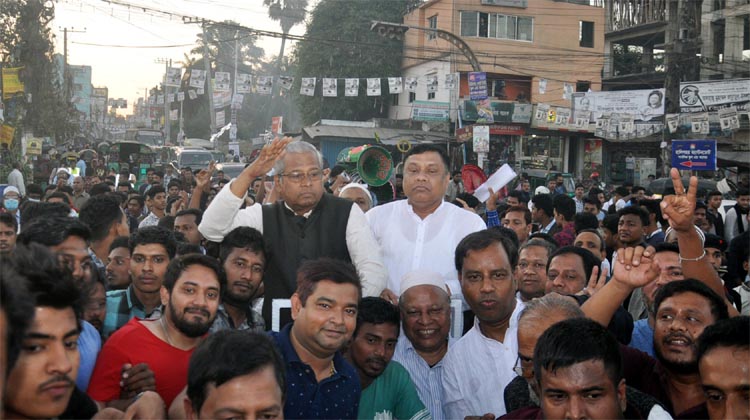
[103,285,162,338]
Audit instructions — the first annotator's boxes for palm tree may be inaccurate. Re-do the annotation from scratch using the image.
[264,0,308,95]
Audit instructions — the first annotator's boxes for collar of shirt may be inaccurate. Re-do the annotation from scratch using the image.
[397,333,452,367]
[126,284,162,318]
[472,298,524,343]
[88,248,105,270]
[283,201,314,218]
[216,304,260,329]
[646,228,663,240]
[275,323,352,380]
[405,200,447,221]
[541,219,556,233]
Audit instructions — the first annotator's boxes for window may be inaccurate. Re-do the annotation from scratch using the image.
[576,81,590,92]
[409,92,416,103]
[428,91,436,100]
[491,80,507,98]
[460,11,478,37]
[460,11,533,42]
[428,15,438,40]
[580,21,594,48]
[392,94,399,106]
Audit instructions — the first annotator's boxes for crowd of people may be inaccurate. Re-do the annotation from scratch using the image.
[0,137,748,420]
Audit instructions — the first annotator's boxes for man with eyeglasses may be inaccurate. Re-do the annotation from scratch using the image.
[516,239,557,302]
[504,293,584,412]
[200,137,387,327]
[210,226,266,333]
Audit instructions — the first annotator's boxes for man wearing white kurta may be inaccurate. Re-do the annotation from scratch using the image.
[442,229,525,418]
[366,144,486,304]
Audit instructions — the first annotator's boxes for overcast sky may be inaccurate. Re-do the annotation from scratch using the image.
[52,0,315,114]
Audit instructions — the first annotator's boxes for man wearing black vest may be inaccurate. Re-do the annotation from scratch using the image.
[199,137,387,327]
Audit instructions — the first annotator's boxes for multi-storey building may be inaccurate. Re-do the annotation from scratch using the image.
[389,0,606,177]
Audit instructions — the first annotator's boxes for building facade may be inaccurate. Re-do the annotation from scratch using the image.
[389,0,606,178]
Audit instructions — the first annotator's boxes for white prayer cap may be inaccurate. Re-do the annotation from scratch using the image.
[534,186,550,195]
[399,270,448,296]
[3,186,19,197]
[339,183,372,201]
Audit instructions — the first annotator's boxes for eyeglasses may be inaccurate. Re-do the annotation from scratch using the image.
[281,171,323,184]
[513,354,534,377]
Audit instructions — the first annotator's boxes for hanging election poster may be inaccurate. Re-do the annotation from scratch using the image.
[367,78,381,96]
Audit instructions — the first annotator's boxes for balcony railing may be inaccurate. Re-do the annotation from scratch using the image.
[608,0,667,32]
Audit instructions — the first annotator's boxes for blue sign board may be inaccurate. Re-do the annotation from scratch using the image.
[468,72,488,100]
[671,139,716,171]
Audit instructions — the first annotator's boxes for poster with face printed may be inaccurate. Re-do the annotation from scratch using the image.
[388,77,402,94]
[322,78,337,97]
[256,76,273,95]
[279,76,294,91]
[367,78,381,96]
[345,79,359,97]
[300,78,316,96]
[236,73,253,94]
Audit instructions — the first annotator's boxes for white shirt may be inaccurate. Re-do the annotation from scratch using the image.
[441,299,525,418]
[7,169,25,197]
[199,180,388,298]
[366,200,486,300]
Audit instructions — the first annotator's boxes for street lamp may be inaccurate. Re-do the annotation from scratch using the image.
[370,20,483,71]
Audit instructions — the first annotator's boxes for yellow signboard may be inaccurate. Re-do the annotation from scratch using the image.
[0,124,15,145]
[2,67,24,99]
[27,138,42,155]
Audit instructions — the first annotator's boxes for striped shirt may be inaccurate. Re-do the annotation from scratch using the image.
[392,335,453,420]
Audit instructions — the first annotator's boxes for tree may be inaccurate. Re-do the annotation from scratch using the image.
[190,21,264,73]
[264,0,307,94]
[178,21,266,140]
[293,0,408,124]
[236,53,301,137]
[0,0,77,144]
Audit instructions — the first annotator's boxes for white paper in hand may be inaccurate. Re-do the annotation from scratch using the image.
[473,164,518,203]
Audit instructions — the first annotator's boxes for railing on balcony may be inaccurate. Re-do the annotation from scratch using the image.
[608,0,667,32]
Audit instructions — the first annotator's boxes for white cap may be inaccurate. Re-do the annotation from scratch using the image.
[399,270,448,296]
[339,183,372,202]
[3,186,20,197]
[535,186,550,195]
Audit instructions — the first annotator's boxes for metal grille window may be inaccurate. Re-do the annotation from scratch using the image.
[460,11,533,42]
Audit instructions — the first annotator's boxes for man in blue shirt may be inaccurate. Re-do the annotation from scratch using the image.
[269,258,362,419]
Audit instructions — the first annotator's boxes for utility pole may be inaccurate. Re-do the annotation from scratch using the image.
[59,27,86,101]
[202,22,217,136]
[155,58,171,144]
[661,0,702,176]
[230,29,239,145]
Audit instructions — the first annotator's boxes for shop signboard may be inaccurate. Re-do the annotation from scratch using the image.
[571,89,665,121]
[462,100,527,123]
[679,79,750,113]
[473,125,490,153]
[412,101,450,122]
[457,124,525,141]
[671,140,716,171]
[469,72,488,100]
